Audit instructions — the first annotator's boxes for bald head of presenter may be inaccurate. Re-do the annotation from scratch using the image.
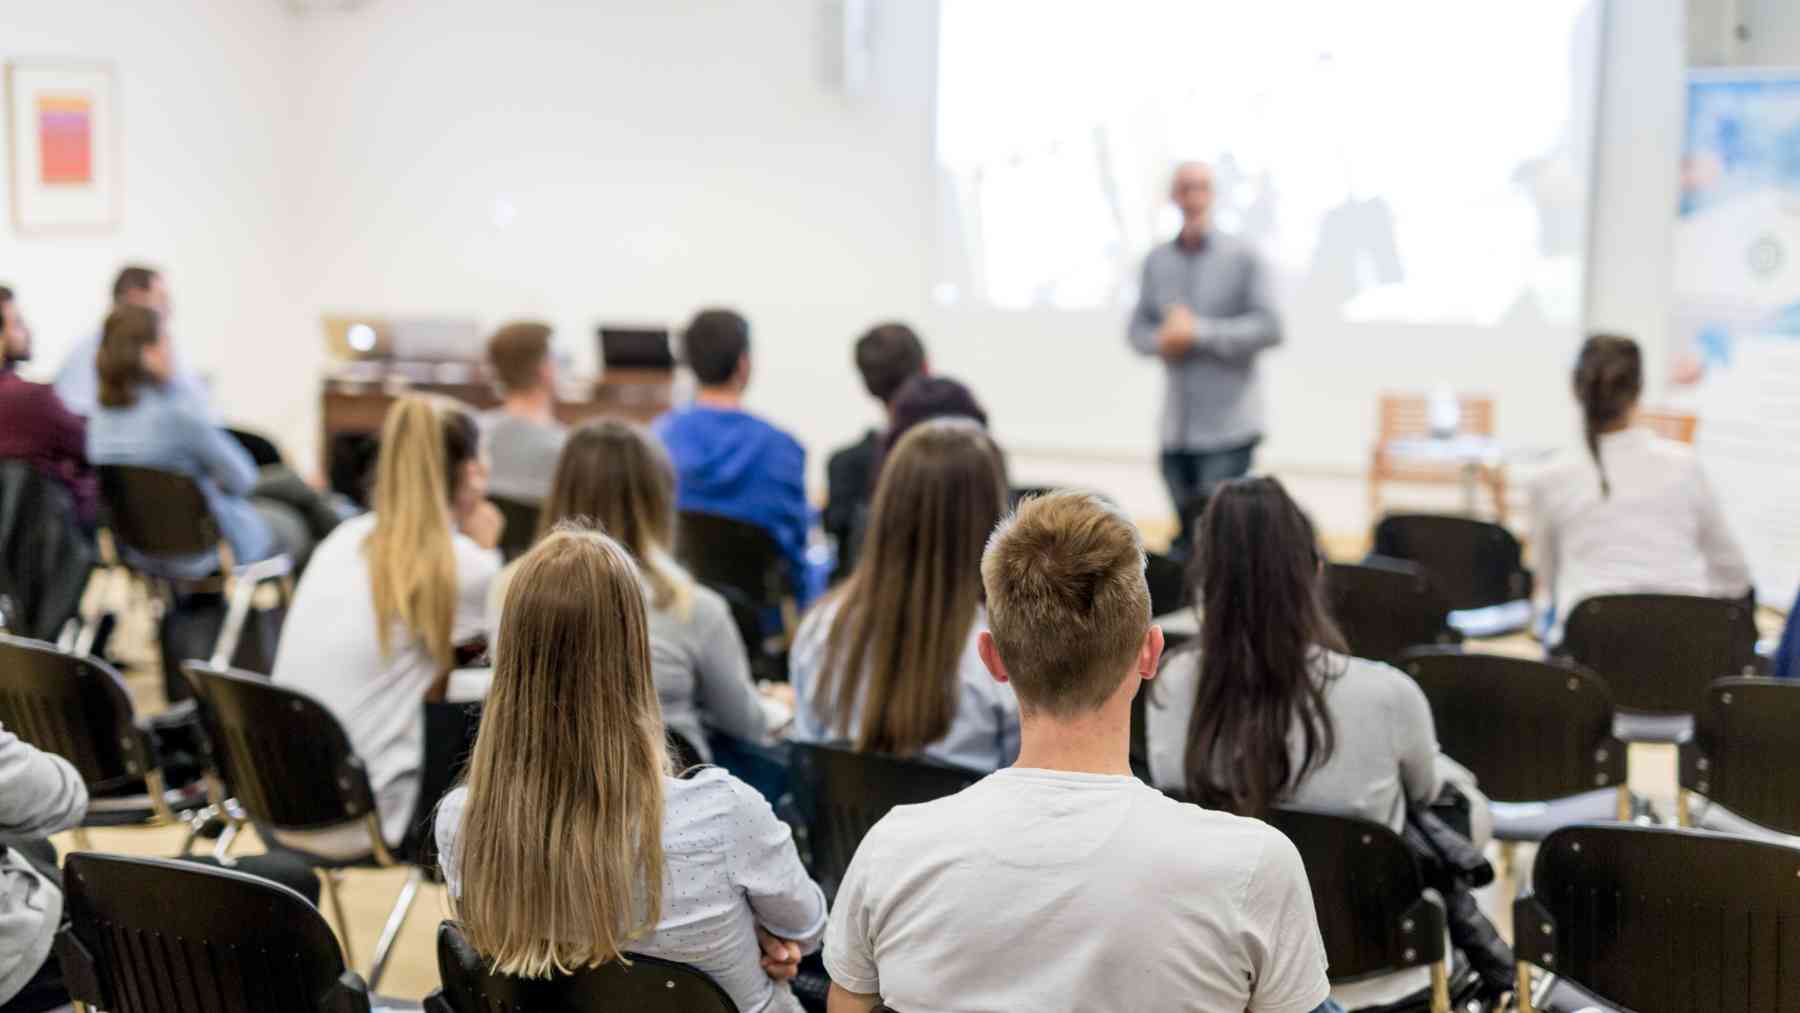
[1127,161,1282,552]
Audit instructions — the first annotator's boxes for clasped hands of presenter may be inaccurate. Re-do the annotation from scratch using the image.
[1157,303,1198,362]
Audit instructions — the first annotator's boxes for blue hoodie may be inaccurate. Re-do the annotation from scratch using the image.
[654,405,810,599]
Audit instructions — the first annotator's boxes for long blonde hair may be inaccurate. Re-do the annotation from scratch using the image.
[364,396,480,673]
[815,417,1008,755]
[453,526,670,976]
[537,420,690,614]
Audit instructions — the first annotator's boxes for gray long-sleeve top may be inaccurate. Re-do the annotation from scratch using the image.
[1126,232,1283,451]
[0,721,88,1004]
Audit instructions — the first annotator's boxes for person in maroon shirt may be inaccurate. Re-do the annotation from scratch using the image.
[0,285,97,529]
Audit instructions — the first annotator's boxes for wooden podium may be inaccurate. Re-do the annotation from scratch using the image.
[320,365,674,488]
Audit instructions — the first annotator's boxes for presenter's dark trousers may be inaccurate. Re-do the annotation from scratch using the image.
[1161,439,1257,553]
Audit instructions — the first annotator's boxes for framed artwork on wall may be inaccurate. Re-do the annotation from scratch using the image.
[6,62,119,233]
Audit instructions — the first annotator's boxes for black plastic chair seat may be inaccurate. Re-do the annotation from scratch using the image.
[676,510,790,610]
[1680,678,1800,838]
[1372,513,1533,613]
[430,920,737,1013]
[1558,593,1760,729]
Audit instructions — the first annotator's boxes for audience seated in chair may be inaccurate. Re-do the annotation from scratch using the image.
[824,322,927,582]
[1141,476,1484,1011]
[481,419,772,762]
[1528,333,1750,646]
[480,320,566,504]
[790,418,1019,773]
[654,308,812,601]
[272,396,503,858]
[54,264,212,418]
[824,492,1333,1013]
[437,527,825,1013]
[86,304,339,574]
[0,285,97,531]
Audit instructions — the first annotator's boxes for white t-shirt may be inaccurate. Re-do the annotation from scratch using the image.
[437,767,827,1013]
[271,512,501,846]
[824,767,1330,1013]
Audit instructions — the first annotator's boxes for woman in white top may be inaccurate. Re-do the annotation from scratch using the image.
[483,419,768,762]
[789,418,1019,772]
[1528,333,1751,645]
[271,396,503,853]
[1143,476,1447,1009]
[438,528,825,1013]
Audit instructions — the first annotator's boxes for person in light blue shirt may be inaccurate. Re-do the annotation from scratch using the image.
[54,265,210,417]
[85,305,337,577]
[653,308,812,600]
[789,418,1020,773]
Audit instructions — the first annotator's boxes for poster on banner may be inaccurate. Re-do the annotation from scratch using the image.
[1673,70,1800,608]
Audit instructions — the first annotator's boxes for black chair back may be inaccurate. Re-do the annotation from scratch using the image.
[98,464,221,561]
[0,459,97,641]
[1681,678,1800,837]
[491,495,541,563]
[1326,560,1459,663]
[432,920,736,1013]
[404,701,484,865]
[0,633,153,796]
[1517,824,1800,1012]
[789,742,982,900]
[1266,805,1446,985]
[675,510,788,609]
[1401,647,1625,803]
[56,852,370,1013]
[1145,551,1188,617]
[181,661,377,832]
[1559,593,1760,715]
[1372,513,1532,611]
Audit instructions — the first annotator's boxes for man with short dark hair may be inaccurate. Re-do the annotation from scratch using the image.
[824,322,927,579]
[0,285,97,528]
[653,308,810,597]
[826,492,1332,1013]
[481,320,565,503]
[54,265,208,416]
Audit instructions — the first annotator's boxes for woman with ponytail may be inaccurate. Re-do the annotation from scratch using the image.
[1527,334,1750,645]
[272,396,504,855]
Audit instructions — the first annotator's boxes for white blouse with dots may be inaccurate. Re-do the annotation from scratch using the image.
[436,767,827,1013]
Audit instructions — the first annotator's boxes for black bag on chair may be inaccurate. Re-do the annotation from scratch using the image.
[1405,788,1513,1000]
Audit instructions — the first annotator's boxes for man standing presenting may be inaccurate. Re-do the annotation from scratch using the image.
[1128,162,1282,544]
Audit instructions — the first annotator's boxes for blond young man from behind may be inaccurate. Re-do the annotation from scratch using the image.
[825,492,1332,1013]
[482,320,566,503]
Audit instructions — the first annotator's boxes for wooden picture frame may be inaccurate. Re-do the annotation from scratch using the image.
[6,61,120,233]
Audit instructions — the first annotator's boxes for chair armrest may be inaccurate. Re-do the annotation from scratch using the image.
[232,553,293,584]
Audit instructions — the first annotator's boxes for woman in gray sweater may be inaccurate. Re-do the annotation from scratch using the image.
[0,719,86,1010]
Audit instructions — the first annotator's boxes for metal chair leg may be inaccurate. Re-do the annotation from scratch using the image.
[1516,964,1536,1013]
[1429,959,1450,1013]
[367,867,424,991]
[321,869,357,969]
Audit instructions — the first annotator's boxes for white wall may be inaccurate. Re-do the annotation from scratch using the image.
[1,0,1711,521]
[0,0,309,457]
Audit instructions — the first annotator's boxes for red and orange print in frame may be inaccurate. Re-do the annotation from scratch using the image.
[35,92,93,185]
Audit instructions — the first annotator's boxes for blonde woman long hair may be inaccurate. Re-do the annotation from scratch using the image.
[365,396,481,672]
[816,417,1008,755]
[536,419,692,615]
[453,526,670,976]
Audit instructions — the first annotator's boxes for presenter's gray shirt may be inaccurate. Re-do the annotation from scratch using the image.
[1127,232,1282,451]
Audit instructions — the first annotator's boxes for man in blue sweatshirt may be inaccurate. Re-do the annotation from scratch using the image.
[655,308,811,600]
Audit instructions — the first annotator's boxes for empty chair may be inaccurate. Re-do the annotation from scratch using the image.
[1558,592,1761,743]
[98,463,292,680]
[1265,805,1454,1013]
[180,661,440,990]
[788,742,982,900]
[1401,647,1630,842]
[1516,824,1800,1012]
[56,852,375,1013]
[426,920,736,1013]
[1368,391,1506,522]
[1371,513,1532,634]
[1678,677,1800,838]
[489,494,540,563]
[0,633,201,842]
[1326,560,1460,664]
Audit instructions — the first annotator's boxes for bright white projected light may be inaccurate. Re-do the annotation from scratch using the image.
[934,0,1601,328]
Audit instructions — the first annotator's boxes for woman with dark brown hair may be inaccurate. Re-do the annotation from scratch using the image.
[1527,333,1750,645]
[789,417,1019,771]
